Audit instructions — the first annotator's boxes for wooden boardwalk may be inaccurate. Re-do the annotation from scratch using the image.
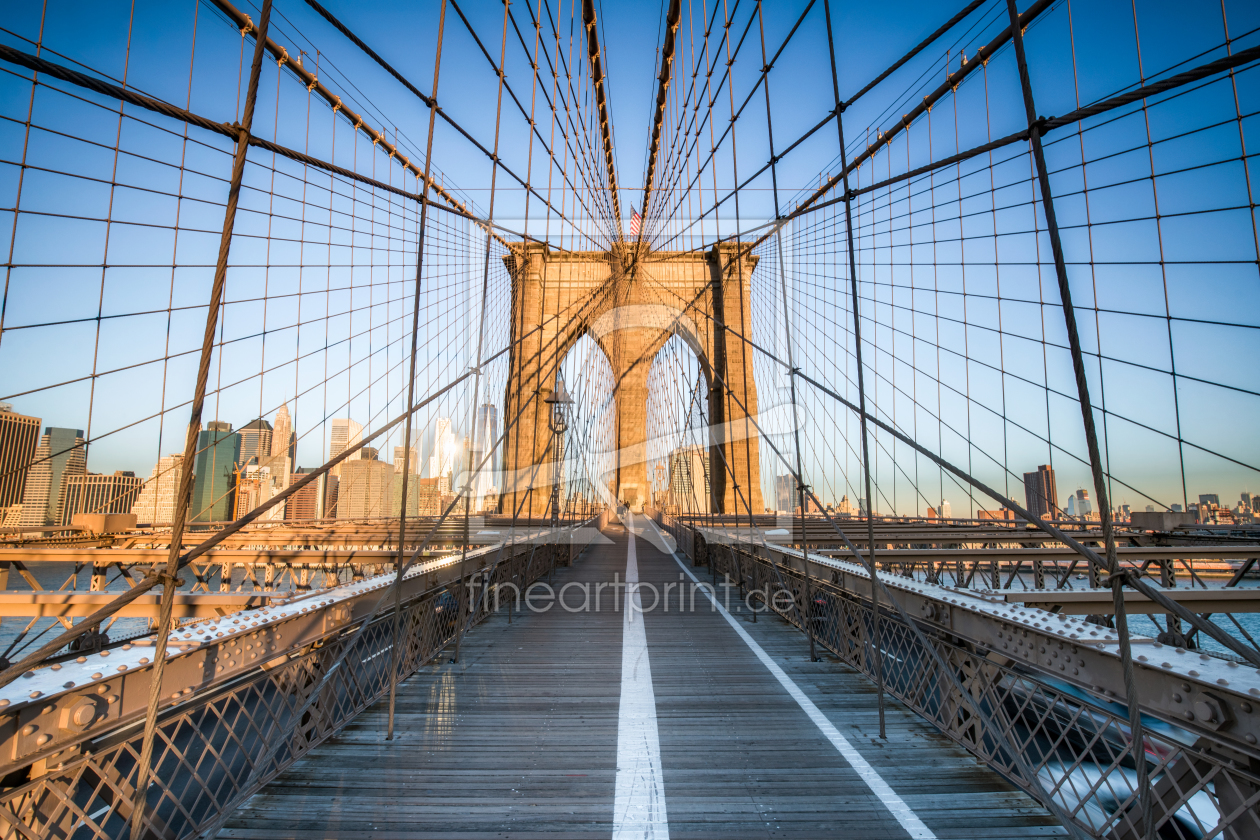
[222,521,1062,839]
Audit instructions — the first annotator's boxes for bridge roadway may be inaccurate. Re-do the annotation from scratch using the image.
[221,517,1061,839]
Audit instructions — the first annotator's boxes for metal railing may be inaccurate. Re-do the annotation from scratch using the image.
[657,515,1260,840]
[0,527,584,839]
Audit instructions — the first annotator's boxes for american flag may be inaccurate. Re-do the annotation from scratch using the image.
[629,207,641,237]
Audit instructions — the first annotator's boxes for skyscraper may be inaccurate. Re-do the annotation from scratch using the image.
[938,499,951,519]
[670,446,711,514]
[338,458,394,519]
[61,471,142,525]
[271,403,296,462]
[1023,464,1058,520]
[190,421,240,523]
[473,403,499,473]
[775,473,795,513]
[328,418,363,477]
[1067,488,1093,519]
[285,469,321,521]
[0,404,40,508]
[131,454,184,525]
[428,417,455,493]
[237,418,273,466]
[19,427,87,527]
[234,462,287,521]
[394,444,420,474]
[414,477,442,516]
[323,474,340,518]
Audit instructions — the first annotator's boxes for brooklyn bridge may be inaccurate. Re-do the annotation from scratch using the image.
[0,0,1258,837]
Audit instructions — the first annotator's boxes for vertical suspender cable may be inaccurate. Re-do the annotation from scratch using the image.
[821,0,886,740]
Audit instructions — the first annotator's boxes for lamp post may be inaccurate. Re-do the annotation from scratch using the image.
[544,382,572,529]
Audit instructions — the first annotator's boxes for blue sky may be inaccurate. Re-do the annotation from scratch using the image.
[1,0,1257,517]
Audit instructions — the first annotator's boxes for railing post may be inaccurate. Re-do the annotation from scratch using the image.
[1003,0,1152,834]
[129,2,274,836]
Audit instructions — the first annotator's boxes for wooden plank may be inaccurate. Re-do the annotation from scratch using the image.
[222,526,1063,838]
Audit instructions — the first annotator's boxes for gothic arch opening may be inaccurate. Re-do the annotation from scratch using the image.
[555,333,617,517]
[646,335,714,515]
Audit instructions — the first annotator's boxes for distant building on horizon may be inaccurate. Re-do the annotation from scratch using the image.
[1067,488,1093,519]
[234,462,287,522]
[774,474,794,514]
[323,474,340,518]
[414,477,442,516]
[394,443,420,475]
[1023,464,1058,520]
[191,421,239,523]
[328,418,363,478]
[61,471,142,525]
[474,403,499,461]
[0,404,40,508]
[131,454,184,525]
[238,418,273,467]
[428,417,456,493]
[472,403,499,501]
[338,457,393,519]
[271,403,296,462]
[671,446,711,514]
[285,468,321,521]
[19,427,86,527]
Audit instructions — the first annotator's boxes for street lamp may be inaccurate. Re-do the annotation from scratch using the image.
[543,382,572,528]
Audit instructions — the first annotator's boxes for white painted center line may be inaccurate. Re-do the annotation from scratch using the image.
[612,513,670,840]
[652,520,936,840]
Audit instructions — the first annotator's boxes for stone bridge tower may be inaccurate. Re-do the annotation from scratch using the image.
[500,242,764,518]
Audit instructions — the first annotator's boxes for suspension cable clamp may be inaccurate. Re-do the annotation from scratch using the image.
[1100,568,1142,587]
[150,571,182,589]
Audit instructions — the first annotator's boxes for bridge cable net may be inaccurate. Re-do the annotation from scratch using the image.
[0,0,622,836]
[0,0,1257,838]
[633,0,1260,837]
